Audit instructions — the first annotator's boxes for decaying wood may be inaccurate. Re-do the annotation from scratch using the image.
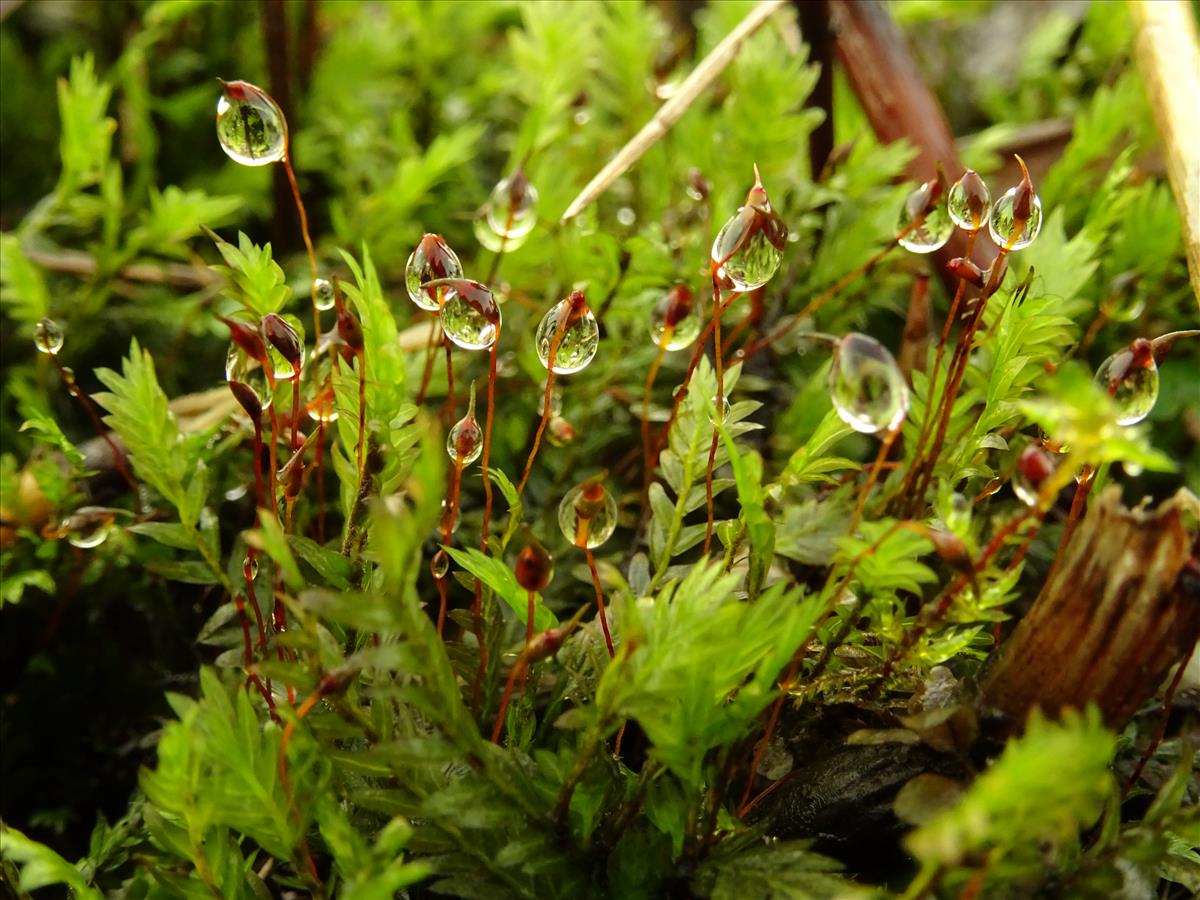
[982,487,1200,731]
[1129,0,1200,307]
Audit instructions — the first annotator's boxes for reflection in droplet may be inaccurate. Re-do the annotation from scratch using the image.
[649,285,702,351]
[405,234,463,312]
[216,80,287,167]
[535,291,599,374]
[440,280,500,351]
[897,181,953,254]
[34,318,64,355]
[947,170,991,232]
[829,333,909,434]
[1095,338,1159,426]
[558,480,618,549]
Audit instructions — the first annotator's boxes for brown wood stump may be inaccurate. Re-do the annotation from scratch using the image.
[982,487,1200,732]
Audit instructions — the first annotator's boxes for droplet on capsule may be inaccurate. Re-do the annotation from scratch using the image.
[405,234,464,312]
[446,382,483,465]
[711,167,788,292]
[1012,443,1056,507]
[947,169,991,232]
[439,279,501,351]
[485,168,539,242]
[225,345,273,411]
[34,318,64,355]
[1095,337,1158,426]
[215,80,287,167]
[313,278,335,311]
[261,313,304,382]
[649,284,702,351]
[59,507,115,549]
[243,555,259,581]
[988,155,1042,251]
[897,179,953,254]
[558,479,618,549]
[535,291,599,374]
[829,333,909,434]
[547,416,575,446]
[439,498,462,534]
[430,549,450,580]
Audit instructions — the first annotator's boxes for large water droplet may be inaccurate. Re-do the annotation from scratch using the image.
[262,313,304,382]
[406,234,464,312]
[535,292,599,374]
[439,498,462,533]
[649,285,702,351]
[61,507,115,549]
[431,549,450,580]
[243,555,259,581]
[897,183,953,254]
[947,170,991,231]
[225,345,273,411]
[558,480,618,549]
[829,333,909,434]
[1095,339,1158,426]
[485,171,539,241]
[313,278,335,311]
[216,81,287,167]
[711,184,787,293]
[34,318,64,355]
[988,188,1043,251]
[440,280,500,351]
[447,410,483,465]
[1012,444,1056,507]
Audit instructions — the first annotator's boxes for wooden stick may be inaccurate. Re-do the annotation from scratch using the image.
[560,0,787,223]
[1129,0,1200,306]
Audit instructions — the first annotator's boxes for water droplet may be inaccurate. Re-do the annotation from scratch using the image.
[34,318,64,355]
[485,170,538,242]
[447,402,483,465]
[538,380,563,417]
[1012,444,1056,507]
[406,234,464,312]
[988,189,1043,251]
[897,181,953,254]
[243,555,259,581]
[430,549,450,580]
[439,280,500,351]
[711,171,788,292]
[829,333,909,434]
[1123,460,1144,477]
[314,277,335,311]
[225,345,273,411]
[573,108,591,126]
[547,416,575,446]
[649,285,702,351]
[514,540,554,593]
[988,158,1042,251]
[535,291,599,374]
[558,480,618,549]
[947,170,991,231]
[262,313,304,381]
[1095,338,1158,426]
[707,393,731,426]
[440,498,462,533]
[686,167,710,202]
[216,80,287,167]
[616,207,636,227]
[61,507,114,549]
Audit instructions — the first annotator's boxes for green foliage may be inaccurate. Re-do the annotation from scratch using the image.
[1,3,1196,899]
